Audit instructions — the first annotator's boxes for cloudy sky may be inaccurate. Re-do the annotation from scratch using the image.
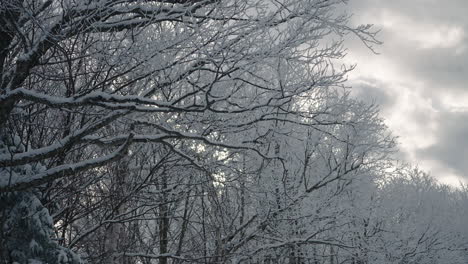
[343,0,468,186]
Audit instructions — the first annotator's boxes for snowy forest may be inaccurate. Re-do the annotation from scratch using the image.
[0,0,467,263]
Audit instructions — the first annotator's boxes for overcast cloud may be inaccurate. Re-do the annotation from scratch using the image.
[344,0,468,185]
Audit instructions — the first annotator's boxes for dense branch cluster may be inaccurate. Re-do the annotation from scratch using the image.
[0,0,467,263]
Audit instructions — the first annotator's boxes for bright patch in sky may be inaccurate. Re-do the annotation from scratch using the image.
[377,10,465,50]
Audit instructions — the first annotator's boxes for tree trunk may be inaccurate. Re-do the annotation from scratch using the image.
[158,173,169,264]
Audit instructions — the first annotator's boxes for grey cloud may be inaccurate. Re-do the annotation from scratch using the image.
[342,0,468,181]
[417,112,468,179]
[408,49,468,93]
[348,0,468,26]
[376,30,468,94]
[349,78,396,113]
[346,0,468,95]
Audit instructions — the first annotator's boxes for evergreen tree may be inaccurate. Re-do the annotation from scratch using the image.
[0,131,82,264]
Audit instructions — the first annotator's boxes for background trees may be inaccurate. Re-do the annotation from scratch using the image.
[1,0,467,263]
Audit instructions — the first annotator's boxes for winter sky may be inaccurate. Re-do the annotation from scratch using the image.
[344,0,468,186]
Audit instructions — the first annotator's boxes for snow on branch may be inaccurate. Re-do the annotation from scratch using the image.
[0,110,129,167]
[0,133,134,192]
